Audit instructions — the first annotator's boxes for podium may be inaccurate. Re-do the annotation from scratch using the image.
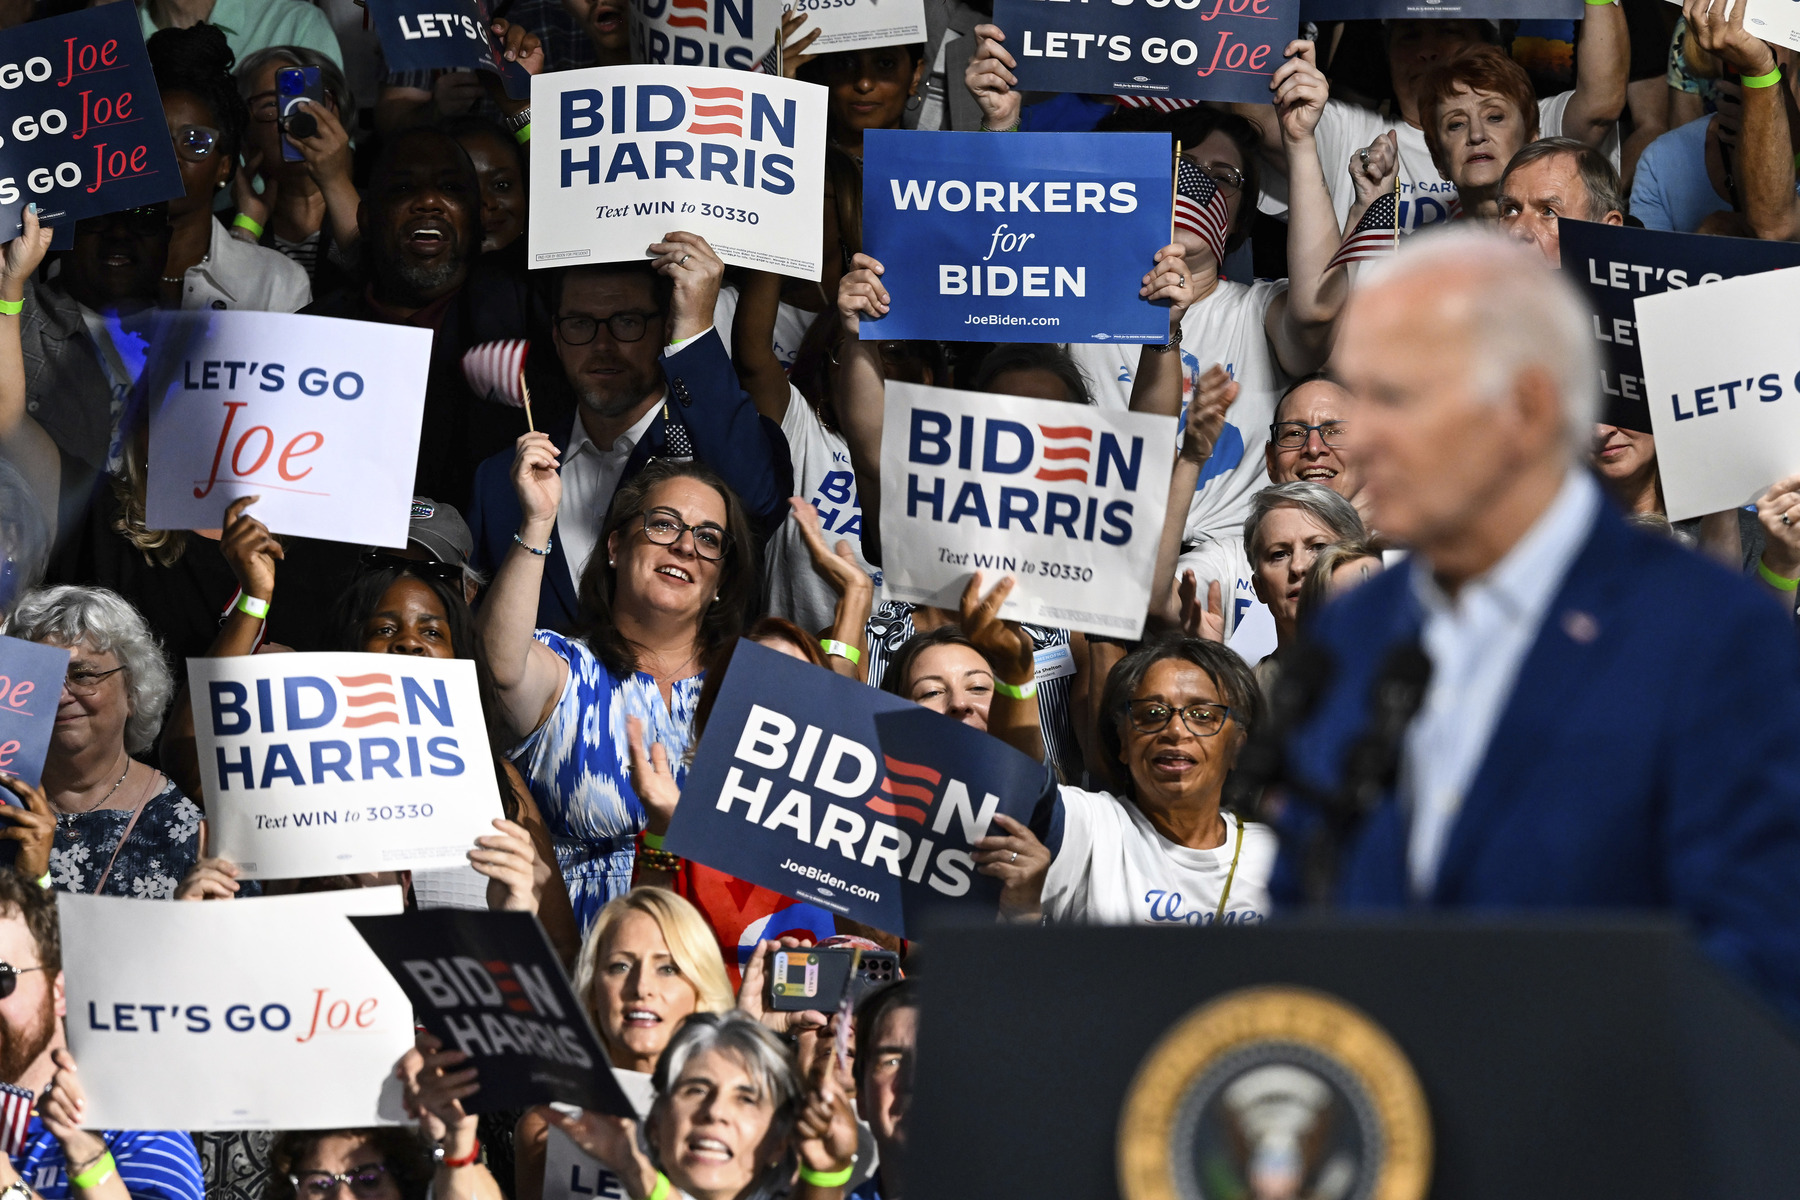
[909,918,1800,1200]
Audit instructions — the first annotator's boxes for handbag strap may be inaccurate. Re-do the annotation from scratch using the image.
[93,772,159,896]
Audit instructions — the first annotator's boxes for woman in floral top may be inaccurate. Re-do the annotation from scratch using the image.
[480,443,761,931]
[3,586,199,897]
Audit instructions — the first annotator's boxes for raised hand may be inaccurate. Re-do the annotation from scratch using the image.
[966,24,1022,131]
[1140,243,1200,335]
[470,818,543,914]
[511,431,563,526]
[286,99,355,191]
[1177,571,1227,642]
[491,19,547,73]
[0,774,54,882]
[1272,39,1329,144]
[790,497,871,601]
[778,11,823,77]
[836,252,889,336]
[626,714,680,838]
[737,937,830,1037]
[1,205,53,296]
[1348,130,1399,204]
[1755,472,1800,578]
[959,572,1035,688]
[648,231,725,343]
[220,495,284,603]
[537,1106,657,1197]
[1684,0,1777,78]
[793,1039,859,1177]
[1182,364,1240,464]
[398,1032,481,1144]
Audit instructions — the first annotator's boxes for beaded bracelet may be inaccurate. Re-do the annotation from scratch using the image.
[512,532,552,556]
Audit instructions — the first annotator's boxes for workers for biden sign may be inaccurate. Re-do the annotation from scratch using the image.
[530,65,826,279]
[879,381,1175,638]
[861,129,1171,343]
[143,311,431,549]
[187,652,504,880]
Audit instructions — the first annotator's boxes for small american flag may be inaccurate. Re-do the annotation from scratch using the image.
[1326,190,1404,271]
[1174,159,1229,268]
[1117,96,1200,114]
[753,39,780,75]
[460,339,529,409]
[0,1084,32,1157]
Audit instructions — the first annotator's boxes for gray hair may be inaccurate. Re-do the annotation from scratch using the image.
[235,46,355,114]
[3,586,175,754]
[1355,227,1602,456]
[648,1011,803,1200]
[1243,482,1366,562]
[1501,137,1626,222]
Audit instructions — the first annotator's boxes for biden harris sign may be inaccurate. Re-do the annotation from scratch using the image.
[861,129,1171,343]
[530,65,826,279]
[880,381,1175,638]
[188,653,505,880]
[665,641,1049,937]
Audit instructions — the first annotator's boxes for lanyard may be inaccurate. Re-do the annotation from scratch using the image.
[1213,815,1247,921]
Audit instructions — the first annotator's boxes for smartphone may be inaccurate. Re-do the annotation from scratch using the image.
[275,66,326,162]
[767,947,901,1013]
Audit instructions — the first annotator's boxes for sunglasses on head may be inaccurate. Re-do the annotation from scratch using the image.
[0,961,46,1001]
[288,1165,391,1199]
[359,552,462,587]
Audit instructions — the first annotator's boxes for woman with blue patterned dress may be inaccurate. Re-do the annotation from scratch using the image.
[480,438,761,932]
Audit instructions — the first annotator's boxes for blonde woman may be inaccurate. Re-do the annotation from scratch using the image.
[514,888,732,1200]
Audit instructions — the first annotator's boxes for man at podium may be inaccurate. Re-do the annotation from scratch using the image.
[1277,229,1800,1025]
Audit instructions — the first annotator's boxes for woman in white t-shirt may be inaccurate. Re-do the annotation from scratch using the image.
[1006,637,1277,927]
[1416,47,1543,221]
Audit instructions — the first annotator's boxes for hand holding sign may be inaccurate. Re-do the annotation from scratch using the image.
[1756,475,1800,578]
[1271,39,1328,142]
[1683,0,1777,78]
[0,774,56,880]
[397,1032,480,1142]
[837,253,890,335]
[1139,243,1199,337]
[776,10,824,75]
[2,205,53,298]
[793,1045,859,1181]
[965,24,1021,133]
[972,812,1051,921]
[648,231,726,343]
[539,1107,657,1198]
[220,496,284,606]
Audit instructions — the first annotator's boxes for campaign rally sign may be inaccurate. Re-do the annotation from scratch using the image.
[634,0,765,69]
[665,640,1049,936]
[64,888,412,1130]
[879,381,1175,637]
[1300,0,1579,18]
[143,311,432,548]
[1661,0,1800,59]
[784,0,927,53]
[993,0,1297,104]
[366,0,512,76]
[351,909,632,1115]
[1561,220,1800,433]
[861,130,1170,343]
[0,3,184,241]
[530,65,827,279]
[0,635,68,788]
[188,652,504,880]
[1636,270,1800,523]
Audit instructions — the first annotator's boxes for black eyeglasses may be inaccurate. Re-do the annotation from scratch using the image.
[77,206,167,236]
[1199,163,1246,195]
[1270,420,1348,450]
[172,124,221,162]
[555,311,661,345]
[64,665,126,696]
[641,508,729,560]
[0,961,46,1000]
[1125,699,1234,739]
[288,1165,392,1200]
[359,552,463,587]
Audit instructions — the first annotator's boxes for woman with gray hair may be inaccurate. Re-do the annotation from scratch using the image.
[538,1010,858,1200]
[1243,482,1367,690]
[3,586,201,897]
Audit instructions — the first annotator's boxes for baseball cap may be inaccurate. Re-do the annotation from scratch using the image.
[407,496,473,565]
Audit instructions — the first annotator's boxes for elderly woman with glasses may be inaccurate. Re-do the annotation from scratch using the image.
[998,636,1278,928]
[479,450,762,931]
[147,23,310,313]
[267,1124,502,1200]
[1,586,200,898]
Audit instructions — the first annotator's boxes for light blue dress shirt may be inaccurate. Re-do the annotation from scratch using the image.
[1403,469,1602,896]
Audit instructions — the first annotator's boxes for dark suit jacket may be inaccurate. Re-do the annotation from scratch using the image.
[1279,498,1800,1025]
[464,328,792,635]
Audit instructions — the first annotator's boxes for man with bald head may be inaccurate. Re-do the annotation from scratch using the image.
[1277,230,1800,1024]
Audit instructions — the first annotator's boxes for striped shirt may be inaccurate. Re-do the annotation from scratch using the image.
[12,1119,204,1200]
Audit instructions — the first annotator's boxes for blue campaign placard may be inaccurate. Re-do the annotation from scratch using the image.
[0,2,184,242]
[365,0,527,90]
[0,635,70,790]
[861,129,1171,344]
[1559,218,1800,433]
[1299,0,1579,18]
[665,640,1049,936]
[993,0,1298,105]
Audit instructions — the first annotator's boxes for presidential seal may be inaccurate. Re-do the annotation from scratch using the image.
[1117,987,1431,1200]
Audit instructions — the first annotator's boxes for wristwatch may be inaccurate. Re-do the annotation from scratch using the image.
[502,107,532,135]
[2,1176,33,1200]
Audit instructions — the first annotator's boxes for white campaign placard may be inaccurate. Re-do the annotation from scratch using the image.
[1636,268,1800,522]
[632,0,767,69]
[783,0,925,52]
[63,888,413,1130]
[1664,0,1800,58]
[189,652,504,879]
[144,310,432,548]
[879,381,1176,637]
[530,65,827,280]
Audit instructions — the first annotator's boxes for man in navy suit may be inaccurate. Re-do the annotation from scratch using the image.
[465,232,792,633]
[1279,229,1800,1024]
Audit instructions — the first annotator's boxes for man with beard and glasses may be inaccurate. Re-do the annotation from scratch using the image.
[464,240,793,633]
[306,128,537,511]
[0,873,203,1200]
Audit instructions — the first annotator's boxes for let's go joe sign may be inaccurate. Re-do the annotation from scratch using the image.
[144,311,431,548]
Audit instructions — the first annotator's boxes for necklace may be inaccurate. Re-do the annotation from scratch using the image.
[67,763,131,815]
[644,644,701,681]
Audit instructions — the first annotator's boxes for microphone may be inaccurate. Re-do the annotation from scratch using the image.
[1235,637,1335,813]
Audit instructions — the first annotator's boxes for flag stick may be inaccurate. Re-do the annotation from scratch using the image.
[520,370,535,433]
[1170,140,1181,245]
[1391,170,1400,250]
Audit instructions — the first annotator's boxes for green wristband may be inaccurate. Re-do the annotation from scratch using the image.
[236,591,270,620]
[797,1162,856,1188]
[513,121,531,144]
[73,1151,116,1190]
[645,1173,672,1200]
[0,297,21,316]
[1742,66,1782,88]
[642,830,666,850]
[232,212,264,239]
[992,678,1037,700]
[1758,557,1800,591]
[820,639,862,665]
